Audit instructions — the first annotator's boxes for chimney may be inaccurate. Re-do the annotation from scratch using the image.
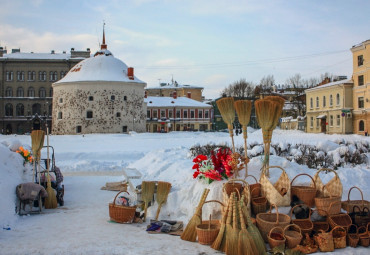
[127,67,134,80]
[173,91,177,99]
[144,91,147,98]
[187,92,191,99]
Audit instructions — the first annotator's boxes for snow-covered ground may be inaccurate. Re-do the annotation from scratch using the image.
[0,130,369,255]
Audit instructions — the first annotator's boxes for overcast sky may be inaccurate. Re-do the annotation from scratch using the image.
[1,0,369,99]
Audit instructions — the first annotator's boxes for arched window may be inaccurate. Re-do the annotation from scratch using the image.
[310,98,313,108]
[316,97,319,108]
[39,87,46,98]
[32,103,41,115]
[359,120,365,132]
[16,104,24,116]
[28,87,35,97]
[5,87,12,97]
[17,87,24,97]
[323,96,326,107]
[5,103,13,116]
[336,93,340,105]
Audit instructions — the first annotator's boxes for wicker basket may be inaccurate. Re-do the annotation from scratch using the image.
[358,226,369,247]
[251,189,267,216]
[196,216,220,245]
[315,186,341,216]
[256,203,291,242]
[328,203,352,232]
[222,179,250,215]
[291,174,317,207]
[109,191,136,224]
[331,226,346,249]
[290,204,313,234]
[201,200,224,227]
[314,230,334,252]
[313,168,342,198]
[268,226,286,249]
[342,186,370,213]
[284,224,303,249]
[347,224,359,248]
[312,208,330,233]
[353,206,370,227]
[246,175,261,198]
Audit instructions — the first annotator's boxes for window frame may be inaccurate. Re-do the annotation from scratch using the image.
[86,110,93,119]
[358,97,364,108]
[358,75,364,86]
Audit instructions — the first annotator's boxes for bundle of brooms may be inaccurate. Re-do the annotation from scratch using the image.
[255,96,284,176]
[234,100,252,177]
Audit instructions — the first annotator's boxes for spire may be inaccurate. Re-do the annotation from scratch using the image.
[101,22,107,50]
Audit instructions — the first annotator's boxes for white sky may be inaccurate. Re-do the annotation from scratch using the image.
[1,0,369,99]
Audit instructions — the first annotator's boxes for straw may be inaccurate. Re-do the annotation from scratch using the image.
[238,201,257,255]
[225,193,236,254]
[141,181,156,221]
[211,196,230,251]
[216,97,236,152]
[155,181,172,220]
[44,128,57,209]
[31,130,45,183]
[234,100,252,177]
[181,188,210,242]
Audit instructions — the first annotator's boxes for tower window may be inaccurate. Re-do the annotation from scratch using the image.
[86,111,93,119]
[88,96,94,101]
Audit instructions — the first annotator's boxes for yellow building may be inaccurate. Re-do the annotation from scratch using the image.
[351,40,370,135]
[305,79,353,134]
[146,82,204,102]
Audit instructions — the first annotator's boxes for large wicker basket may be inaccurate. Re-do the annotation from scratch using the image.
[256,204,291,242]
[109,191,136,224]
[312,168,342,198]
[290,204,313,234]
[342,186,370,213]
[291,174,317,207]
[315,186,341,216]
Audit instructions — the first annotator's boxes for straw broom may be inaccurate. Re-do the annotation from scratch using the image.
[142,181,156,222]
[211,197,230,251]
[44,127,57,209]
[234,100,252,177]
[31,130,45,182]
[216,97,236,152]
[155,181,171,220]
[226,194,240,255]
[181,188,210,242]
[223,193,235,253]
[238,200,257,255]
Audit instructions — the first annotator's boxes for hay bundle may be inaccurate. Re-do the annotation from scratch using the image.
[216,97,236,152]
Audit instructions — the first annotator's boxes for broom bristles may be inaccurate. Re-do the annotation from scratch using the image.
[255,99,277,131]
[226,195,239,255]
[265,96,285,130]
[234,100,252,127]
[142,181,156,221]
[44,180,57,209]
[155,181,171,220]
[217,97,235,125]
[211,197,230,250]
[181,188,209,242]
[238,201,257,255]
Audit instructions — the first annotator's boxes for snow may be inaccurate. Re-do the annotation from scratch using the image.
[1,52,85,60]
[55,53,145,84]
[145,96,212,108]
[0,130,369,255]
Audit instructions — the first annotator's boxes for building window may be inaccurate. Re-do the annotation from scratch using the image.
[323,96,326,107]
[28,87,35,97]
[17,71,25,81]
[76,126,82,133]
[17,87,24,97]
[358,75,364,86]
[5,103,13,116]
[122,126,128,132]
[50,71,58,81]
[6,71,13,81]
[5,87,12,97]
[28,71,36,81]
[152,110,158,119]
[184,110,188,118]
[316,118,320,128]
[198,110,203,118]
[358,97,364,108]
[310,117,313,128]
[16,104,24,116]
[147,110,151,118]
[39,87,46,98]
[310,98,313,109]
[86,111,93,119]
[123,96,127,101]
[111,95,115,101]
[358,55,364,66]
[336,115,341,126]
[160,110,166,119]
[32,103,41,115]
[316,97,319,108]
[60,71,66,78]
[59,98,63,103]
[176,109,181,118]
[168,109,173,118]
[359,120,365,131]
[329,95,333,106]
[205,110,209,119]
[88,96,94,101]
[190,110,195,118]
[58,112,63,119]
[336,93,340,106]
[50,88,53,97]
[39,71,46,81]
[116,112,121,117]
[330,115,334,126]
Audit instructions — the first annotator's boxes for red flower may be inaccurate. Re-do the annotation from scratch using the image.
[193,171,200,179]
[193,154,207,163]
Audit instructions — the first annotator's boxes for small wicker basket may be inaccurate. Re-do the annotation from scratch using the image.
[268,226,286,249]
[246,175,261,198]
[347,224,359,248]
[291,173,317,207]
[328,201,352,232]
[358,226,369,247]
[251,188,267,216]
[109,191,136,224]
[314,230,334,252]
[284,224,303,249]
[312,209,330,233]
[341,186,370,213]
[290,204,313,234]
[331,226,346,249]
[196,215,220,245]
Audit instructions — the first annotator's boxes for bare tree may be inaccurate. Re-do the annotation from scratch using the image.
[220,78,255,98]
[286,73,303,88]
[259,75,275,93]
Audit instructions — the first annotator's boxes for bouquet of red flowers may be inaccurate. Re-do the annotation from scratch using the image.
[192,148,234,184]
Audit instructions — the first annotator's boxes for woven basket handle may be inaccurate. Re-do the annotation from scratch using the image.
[353,205,361,213]
[283,224,302,235]
[328,200,341,212]
[363,207,369,213]
[112,191,130,205]
[290,204,311,220]
[322,185,332,199]
[268,203,280,224]
[245,175,258,184]
[264,165,287,177]
[348,224,358,234]
[331,225,346,234]
[347,186,364,207]
[225,178,249,187]
[203,200,225,208]
[269,226,284,236]
[315,168,340,181]
[358,226,367,236]
[291,173,316,189]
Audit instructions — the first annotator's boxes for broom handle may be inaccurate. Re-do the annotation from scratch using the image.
[155,203,163,220]
[47,128,50,180]
[242,126,248,177]
[227,124,235,153]
[32,160,36,182]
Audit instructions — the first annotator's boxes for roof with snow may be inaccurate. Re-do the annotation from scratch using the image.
[305,79,353,92]
[55,49,145,84]
[145,96,211,108]
[0,52,85,60]
[147,83,204,90]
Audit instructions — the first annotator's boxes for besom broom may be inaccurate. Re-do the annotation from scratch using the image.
[44,127,57,209]
[31,130,45,183]
[226,193,240,255]
[180,188,210,242]
[211,195,230,251]
[238,200,257,255]
[234,100,252,177]
[216,97,236,153]
[142,181,156,221]
[155,181,171,220]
